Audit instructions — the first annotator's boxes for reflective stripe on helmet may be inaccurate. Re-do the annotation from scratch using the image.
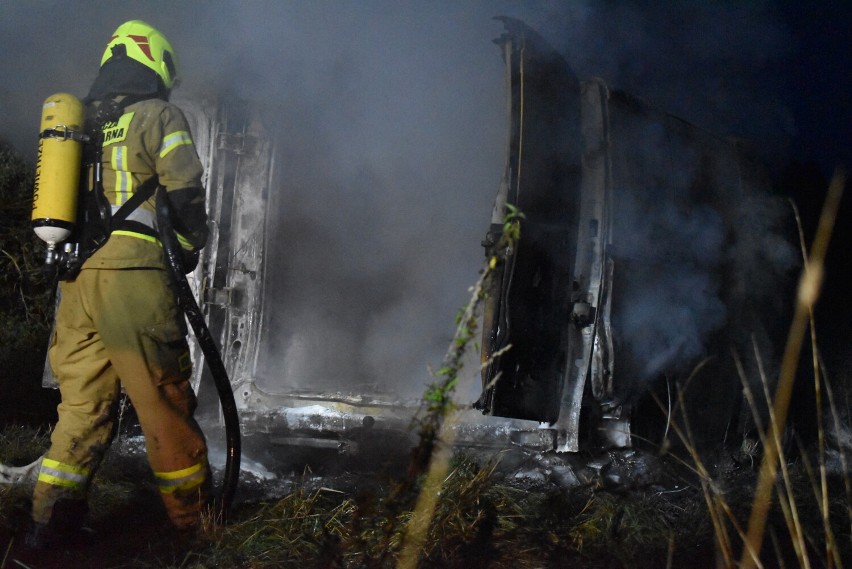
[154,459,207,494]
[37,458,91,489]
[159,131,193,158]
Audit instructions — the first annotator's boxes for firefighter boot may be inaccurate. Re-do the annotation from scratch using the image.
[22,498,94,550]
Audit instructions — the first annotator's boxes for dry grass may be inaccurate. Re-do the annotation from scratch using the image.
[169,455,726,569]
[739,168,849,569]
[1,400,850,569]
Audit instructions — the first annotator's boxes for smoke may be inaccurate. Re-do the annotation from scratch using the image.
[613,195,728,380]
[0,2,803,401]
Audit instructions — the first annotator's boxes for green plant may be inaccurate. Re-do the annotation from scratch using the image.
[0,144,52,372]
[397,205,524,569]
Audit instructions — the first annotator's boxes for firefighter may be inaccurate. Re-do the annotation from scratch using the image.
[25,20,210,547]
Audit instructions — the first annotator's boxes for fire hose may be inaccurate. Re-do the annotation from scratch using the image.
[155,187,241,522]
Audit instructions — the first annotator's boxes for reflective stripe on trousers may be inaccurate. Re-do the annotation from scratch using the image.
[154,457,208,494]
[37,458,91,489]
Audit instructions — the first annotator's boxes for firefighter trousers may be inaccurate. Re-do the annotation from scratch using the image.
[31,266,210,530]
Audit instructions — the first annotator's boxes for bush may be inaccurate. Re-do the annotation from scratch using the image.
[0,142,55,425]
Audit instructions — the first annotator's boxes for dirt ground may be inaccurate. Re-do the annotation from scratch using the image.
[3,420,849,569]
[1,366,850,569]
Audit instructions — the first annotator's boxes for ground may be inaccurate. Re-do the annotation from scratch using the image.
[1,415,850,569]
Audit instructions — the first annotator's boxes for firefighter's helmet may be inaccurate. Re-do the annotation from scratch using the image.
[101,20,180,89]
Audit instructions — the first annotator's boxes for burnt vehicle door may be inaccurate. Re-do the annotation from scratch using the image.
[478,18,618,453]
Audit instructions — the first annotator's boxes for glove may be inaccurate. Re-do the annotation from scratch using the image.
[181,248,200,274]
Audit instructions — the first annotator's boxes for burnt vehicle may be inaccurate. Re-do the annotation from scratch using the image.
[26,18,791,475]
[160,19,792,462]
[478,18,793,453]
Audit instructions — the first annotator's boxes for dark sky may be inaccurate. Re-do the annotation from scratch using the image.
[775,0,851,175]
[530,0,850,177]
[1,2,847,172]
[0,1,848,396]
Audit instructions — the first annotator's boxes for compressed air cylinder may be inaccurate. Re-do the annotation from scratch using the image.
[32,92,84,245]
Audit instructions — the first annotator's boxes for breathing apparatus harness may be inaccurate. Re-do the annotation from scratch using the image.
[38,95,159,281]
[33,93,242,522]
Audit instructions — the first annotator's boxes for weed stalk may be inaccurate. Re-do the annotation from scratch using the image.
[741,168,846,569]
[396,206,523,568]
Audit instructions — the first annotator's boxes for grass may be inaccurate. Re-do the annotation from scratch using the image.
[739,168,848,569]
[2,420,848,568]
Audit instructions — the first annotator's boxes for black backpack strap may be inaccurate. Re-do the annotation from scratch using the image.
[111,176,160,225]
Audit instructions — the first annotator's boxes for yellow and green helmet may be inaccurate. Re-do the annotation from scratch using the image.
[101,20,180,89]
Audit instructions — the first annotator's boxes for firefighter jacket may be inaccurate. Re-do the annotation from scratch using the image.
[84,97,208,269]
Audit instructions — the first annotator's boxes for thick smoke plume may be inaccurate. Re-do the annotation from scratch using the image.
[1,2,802,401]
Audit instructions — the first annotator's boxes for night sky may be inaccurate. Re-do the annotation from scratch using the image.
[1,2,847,173]
[774,0,850,176]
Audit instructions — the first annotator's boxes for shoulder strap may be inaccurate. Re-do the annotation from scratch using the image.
[111,176,161,225]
